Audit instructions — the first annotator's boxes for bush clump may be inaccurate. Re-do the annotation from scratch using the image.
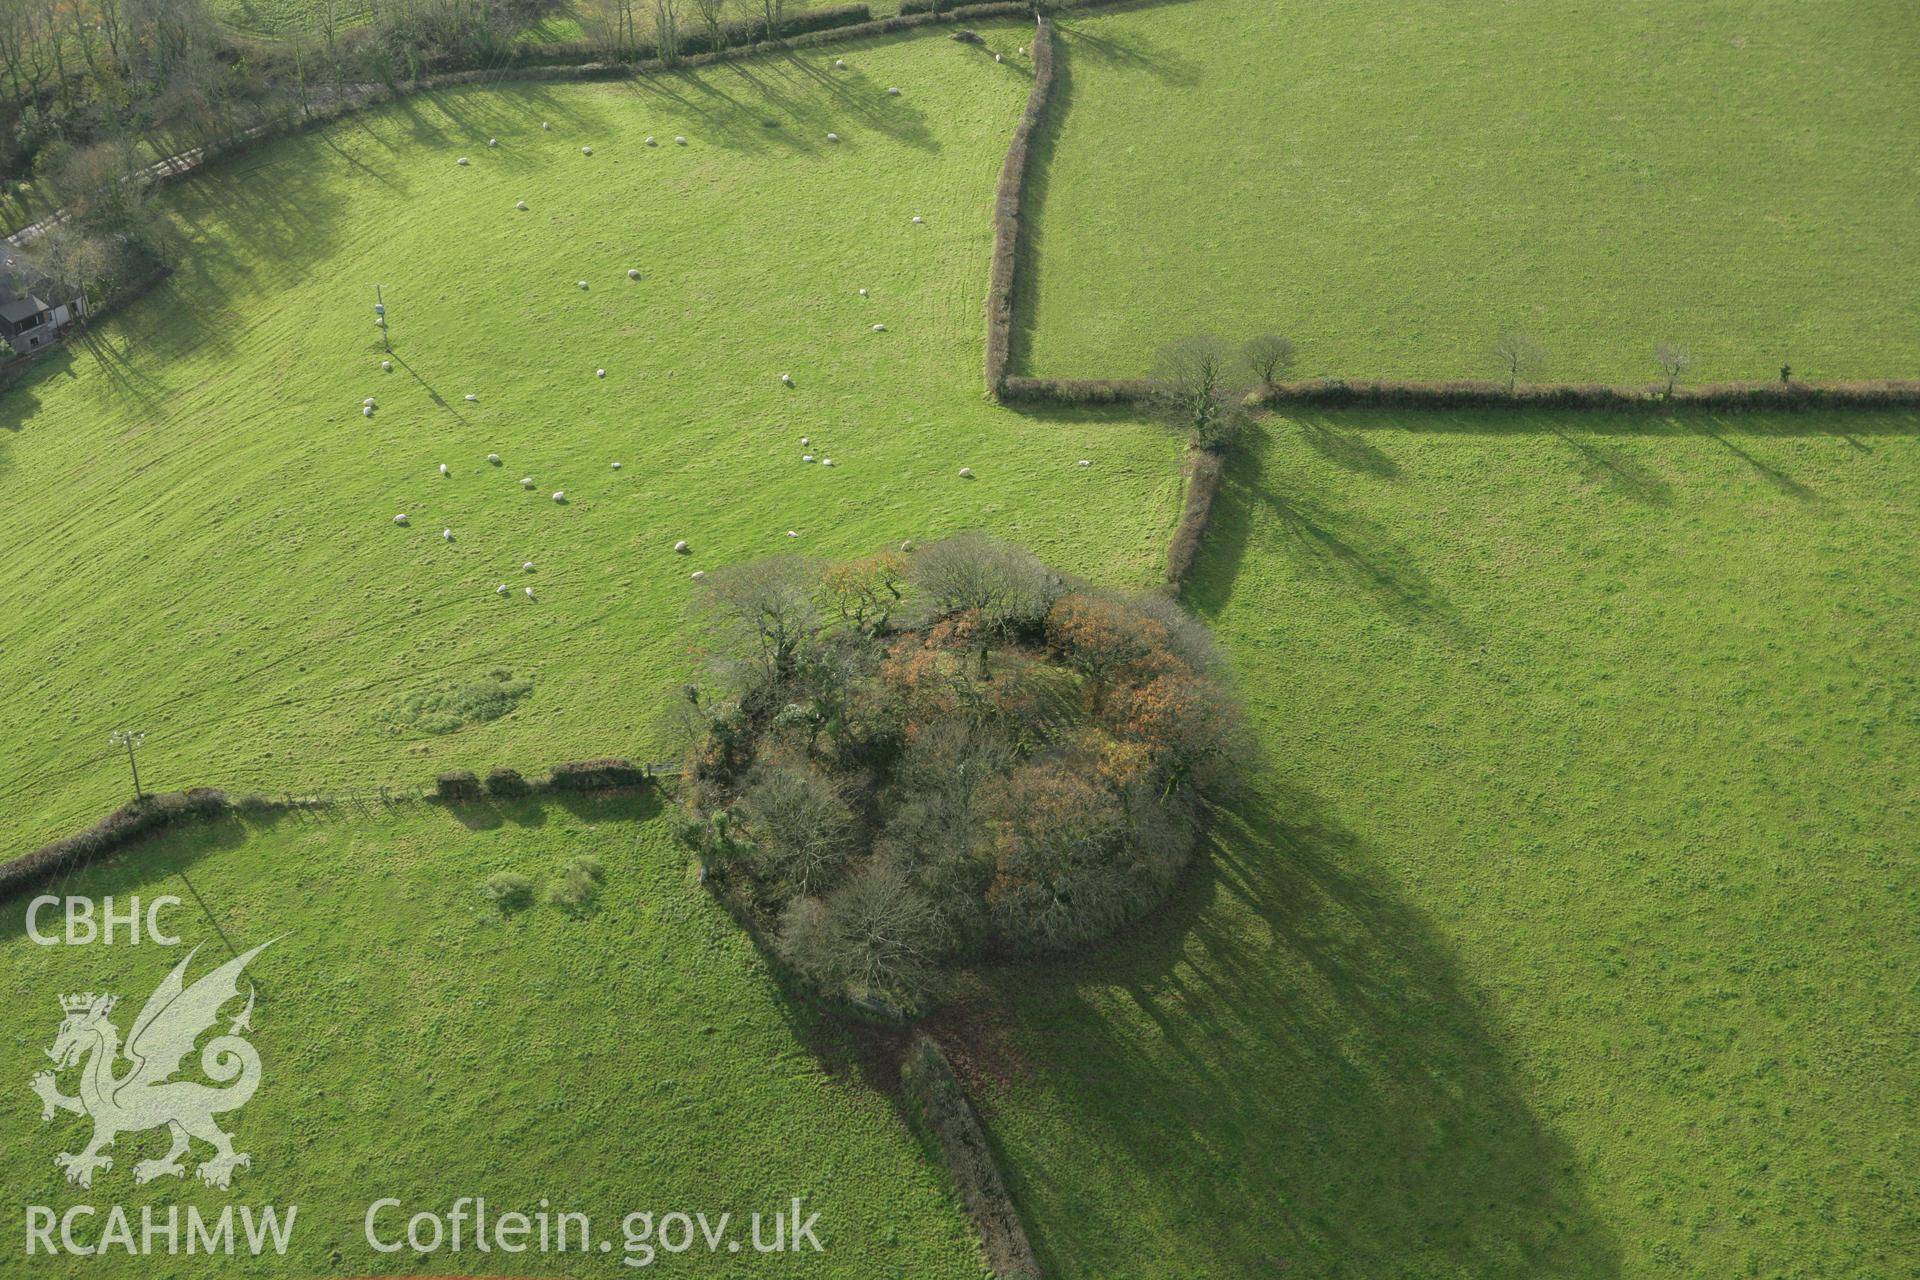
[675,535,1245,1007]
[483,871,536,915]
[548,855,605,918]
[436,769,482,801]
[484,767,532,797]
[548,758,647,790]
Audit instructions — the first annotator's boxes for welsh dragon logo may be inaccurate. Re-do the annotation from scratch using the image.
[29,940,275,1191]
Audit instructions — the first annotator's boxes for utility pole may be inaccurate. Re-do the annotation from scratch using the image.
[109,728,146,801]
[374,284,389,352]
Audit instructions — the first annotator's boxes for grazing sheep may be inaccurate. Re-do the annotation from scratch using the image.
[1077,459,1091,467]
[958,467,973,478]
[394,514,409,525]
[803,455,815,463]
[497,584,509,595]
[645,136,656,146]
[995,53,1003,62]
[521,476,535,488]
[525,586,536,600]
[675,136,687,145]
[488,453,502,464]
[691,570,706,582]
[674,540,689,553]
[523,561,535,571]
[488,138,498,147]
[611,461,622,470]
[872,323,887,332]
[857,288,868,297]
[439,463,451,476]
[800,436,810,445]
[543,121,551,130]
[375,318,386,327]
[577,280,589,290]
[381,360,392,371]
[887,87,901,96]
[826,133,840,143]
[464,393,478,402]
[834,58,845,68]
[582,146,593,155]
[364,397,376,406]
[457,156,470,166]
[628,268,641,280]
[443,528,454,541]
[900,539,914,552]
[553,491,566,503]
[516,200,528,211]
[786,530,799,538]
[911,215,924,224]
[596,368,606,378]
[780,372,794,385]
[821,458,834,467]
[363,406,374,417]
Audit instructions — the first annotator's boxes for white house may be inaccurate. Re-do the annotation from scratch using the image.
[0,253,86,356]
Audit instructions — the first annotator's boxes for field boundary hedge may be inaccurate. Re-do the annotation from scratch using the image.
[984,16,1056,395]
[1252,378,1920,412]
[1164,445,1224,588]
[901,1035,1043,1280]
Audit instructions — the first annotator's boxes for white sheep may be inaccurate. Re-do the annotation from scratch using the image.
[675,135,687,145]
[394,513,409,525]
[1077,459,1091,468]
[826,133,841,143]
[364,397,376,407]
[523,561,535,571]
[497,584,509,595]
[858,288,868,297]
[488,138,498,147]
[803,454,815,463]
[577,280,589,290]
[887,87,901,96]
[464,393,477,402]
[995,53,1003,62]
[691,570,706,582]
[457,156,470,166]
[645,136,656,146]
[611,461,622,470]
[375,318,386,327]
[835,58,846,69]
[582,145,593,155]
[521,476,535,488]
[596,368,606,378]
[781,372,794,385]
[821,458,834,467]
[543,121,551,130]
[382,360,393,372]
[525,586,536,600]
[553,491,566,503]
[911,215,924,224]
[443,528,454,541]
[628,268,641,280]
[900,539,914,552]
[488,453,502,464]
[516,200,529,211]
[674,540,689,553]
[439,463,450,476]
[958,466,973,478]
[363,405,374,417]
[800,436,810,445]
[786,530,799,538]
[872,323,887,332]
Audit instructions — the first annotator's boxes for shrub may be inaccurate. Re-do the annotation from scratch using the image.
[548,758,646,790]
[436,769,482,800]
[1164,448,1227,588]
[0,789,230,902]
[738,765,858,897]
[484,766,532,796]
[483,871,536,914]
[548,855,605,918]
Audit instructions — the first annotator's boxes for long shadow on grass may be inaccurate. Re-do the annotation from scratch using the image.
[980,786,1621,1277]
[1190,424,1463,641]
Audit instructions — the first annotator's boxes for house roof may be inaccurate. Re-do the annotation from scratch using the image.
[0,252,70,323]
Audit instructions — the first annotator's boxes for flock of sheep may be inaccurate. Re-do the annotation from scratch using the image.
[378,46,1085,603]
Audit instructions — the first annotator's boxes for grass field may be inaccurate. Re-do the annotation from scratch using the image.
[976,409,1920,1277]
[0,20,1180,853]
[1017,0,1920,384]
[0,797,990,1276]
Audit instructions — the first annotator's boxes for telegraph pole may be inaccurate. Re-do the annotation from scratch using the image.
[109,728,146,801]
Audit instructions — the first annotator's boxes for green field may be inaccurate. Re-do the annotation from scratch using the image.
[0,798,989,1276]
[0,20,1179,853]
[1018,0,1920,384]
[981,410,1920,1277]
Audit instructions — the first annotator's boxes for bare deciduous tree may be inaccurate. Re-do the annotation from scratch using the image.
[1243,333,1296,388]
[695,555,820,691]
[691,0,728,50]
[1654,342,1694,399]
[1490,332,1547,393]
[1154,333,1244,449]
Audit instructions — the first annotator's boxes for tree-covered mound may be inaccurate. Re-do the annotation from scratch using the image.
[675,534,1245,1007]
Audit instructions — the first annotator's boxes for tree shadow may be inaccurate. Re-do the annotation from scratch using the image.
[1188,424,1463,642]
[972,785,1622,1277]
[1546,427,1674,505]
[1295,412,1402,479]
[1055,4,1206,89]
